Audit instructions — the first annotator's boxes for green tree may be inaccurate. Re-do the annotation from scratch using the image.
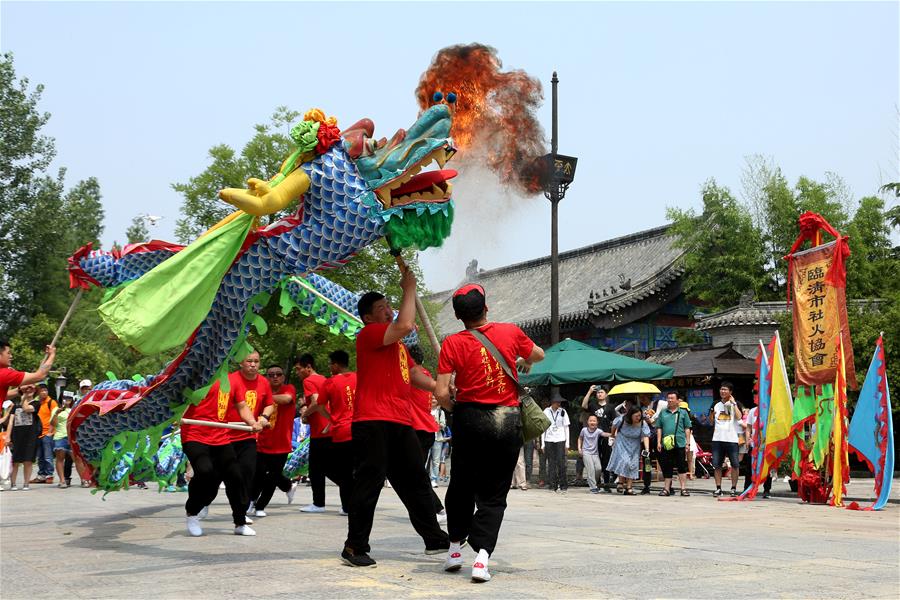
[845,196,894,298]
[173,106,299,242]
[125,215,149,244]
[667,179,767,311]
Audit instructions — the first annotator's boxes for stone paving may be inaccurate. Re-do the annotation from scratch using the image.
[1,475,898,599]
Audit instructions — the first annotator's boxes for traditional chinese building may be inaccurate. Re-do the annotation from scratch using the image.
[427,225,697,351]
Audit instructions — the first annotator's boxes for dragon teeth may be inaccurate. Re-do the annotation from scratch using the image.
[376,187,392,207]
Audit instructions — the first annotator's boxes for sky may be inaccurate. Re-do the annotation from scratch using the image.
[2,1,898,292]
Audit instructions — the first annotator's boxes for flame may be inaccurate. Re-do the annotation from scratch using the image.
[415,44,547,195]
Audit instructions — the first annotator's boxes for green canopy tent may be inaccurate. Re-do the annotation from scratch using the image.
[519,338,674,385]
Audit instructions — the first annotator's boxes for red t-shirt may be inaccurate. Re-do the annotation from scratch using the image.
[324,372,356,443]
[181,380,231,446]
[303,373,331,439]
[354,322,414,425]
[0,368,25,405]
[410,367,438,433]
[224,371,274,442]
[257,383,296,454]
[438,322,535,407]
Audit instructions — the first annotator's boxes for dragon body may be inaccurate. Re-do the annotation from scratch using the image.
[67,105,456,490]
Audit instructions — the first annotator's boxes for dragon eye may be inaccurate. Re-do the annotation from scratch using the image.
[364,137,378,155]
[446,92,457,104]
[432,91,443,103]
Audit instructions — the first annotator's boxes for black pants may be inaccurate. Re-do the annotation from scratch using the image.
[660,446,688,478]
[416,429,445,513]
[445,403,521,556]
[211,438,257,507]
[309,437,353,510]
[251,451,292,510]
[545,441,567,491]
[344,420,448,554]
[64,454,73,482]
[523,440,535,482]
[183,441,247,526]
[743,453,773,493]
[599,437,613,486]
[642,442,658,490]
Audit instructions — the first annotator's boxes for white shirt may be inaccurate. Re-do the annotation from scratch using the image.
[542,406,570,443]
[712,401,740,443]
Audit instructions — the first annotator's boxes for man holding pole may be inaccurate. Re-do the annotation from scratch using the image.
[340,266,449,568]
[0,341,56,405]
[181,360,266,537]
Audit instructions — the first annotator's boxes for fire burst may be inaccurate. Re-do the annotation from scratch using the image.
[415,44,547,195]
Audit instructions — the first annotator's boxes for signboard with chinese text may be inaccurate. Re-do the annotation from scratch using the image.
[789,242,857,389]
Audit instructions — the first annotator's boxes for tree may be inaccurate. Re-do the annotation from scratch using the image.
[845,196,894,298]
[125,215,149,244]
[667,179,768,311]
[173,106,299,242]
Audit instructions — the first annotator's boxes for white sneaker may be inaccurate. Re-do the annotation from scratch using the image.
[219,482,226,489]
[436,510,447,525]
[245,516,254,525]
[186,515,203,537]
[300,504,325,513]
[444,550,463,572]
[339,509,349,516]
[471,561,491,582]
[246,502,256,516]
[234,525,256,536]
[286,482,297,504]
[254,509,267,518]
[198,506,209,520]
[431,480,438,488]
[22,485,30,491]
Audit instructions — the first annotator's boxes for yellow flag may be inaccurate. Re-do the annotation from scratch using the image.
[763,330,794,469]
[831,335,849,506]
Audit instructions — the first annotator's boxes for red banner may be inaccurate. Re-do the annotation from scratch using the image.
[788,241,857,389]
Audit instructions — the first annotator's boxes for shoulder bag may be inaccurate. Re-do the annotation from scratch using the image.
[466,328,551,443]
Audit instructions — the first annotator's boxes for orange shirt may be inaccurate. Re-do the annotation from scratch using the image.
[37,399,58,438]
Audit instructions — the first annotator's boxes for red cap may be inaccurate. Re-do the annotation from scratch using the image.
[453,283,485,298]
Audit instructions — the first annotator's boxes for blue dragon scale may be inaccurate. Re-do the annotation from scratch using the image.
[67,105,456,490]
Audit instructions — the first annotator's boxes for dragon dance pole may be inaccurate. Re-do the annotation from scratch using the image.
[180,418,253,432]
[385,241,441,356]
[50,288,85,348]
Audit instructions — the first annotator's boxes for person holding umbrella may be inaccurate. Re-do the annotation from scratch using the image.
[606,406,651,494]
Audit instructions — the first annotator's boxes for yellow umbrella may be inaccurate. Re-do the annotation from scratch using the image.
[607,381,661,395]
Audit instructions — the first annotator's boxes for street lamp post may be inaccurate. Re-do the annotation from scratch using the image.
[542,72,577,406]
[542,71,578,347]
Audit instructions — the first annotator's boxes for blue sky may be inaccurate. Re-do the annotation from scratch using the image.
[3,1,897,291]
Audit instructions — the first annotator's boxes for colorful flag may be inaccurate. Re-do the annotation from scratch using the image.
[763,330,795,470]
[738,338,773,500]
[811,385,835,469]
[847,336,894,510]
[790,385,818,478]
[830,335,850,506]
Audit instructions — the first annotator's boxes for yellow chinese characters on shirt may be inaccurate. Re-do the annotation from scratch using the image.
[479,347,507,395]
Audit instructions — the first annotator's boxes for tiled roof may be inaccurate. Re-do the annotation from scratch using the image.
[695,301,786,331]
[696,299,884,331]
[426,225,685,337]
[645,344,756,377]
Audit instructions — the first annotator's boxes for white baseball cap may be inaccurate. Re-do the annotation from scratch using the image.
[79,379,93,388]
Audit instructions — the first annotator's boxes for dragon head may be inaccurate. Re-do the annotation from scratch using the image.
[341,104,457,250]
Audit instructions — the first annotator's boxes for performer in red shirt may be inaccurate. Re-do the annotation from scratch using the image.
[314,349,356,515]
[181,362,265,537]
[0,339,57,405]
[219,351,275,512]
[407,345,446,524]
[435,283,544,582]
[341,266,449,568]
[248,364,297,517]
[294,353,339,513]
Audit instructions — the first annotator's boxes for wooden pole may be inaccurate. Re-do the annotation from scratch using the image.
[180,418,253,432]
[387,246,441,356]
[50,288,84,348]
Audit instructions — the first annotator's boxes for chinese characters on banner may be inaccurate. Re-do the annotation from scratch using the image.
[789,241,857,389]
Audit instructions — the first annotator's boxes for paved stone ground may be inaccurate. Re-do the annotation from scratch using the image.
[2,475,898,599]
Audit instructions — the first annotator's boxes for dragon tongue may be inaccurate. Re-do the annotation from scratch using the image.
[391,169,458,198]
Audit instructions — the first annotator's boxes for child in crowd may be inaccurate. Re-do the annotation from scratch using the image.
[578,415,606,493]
